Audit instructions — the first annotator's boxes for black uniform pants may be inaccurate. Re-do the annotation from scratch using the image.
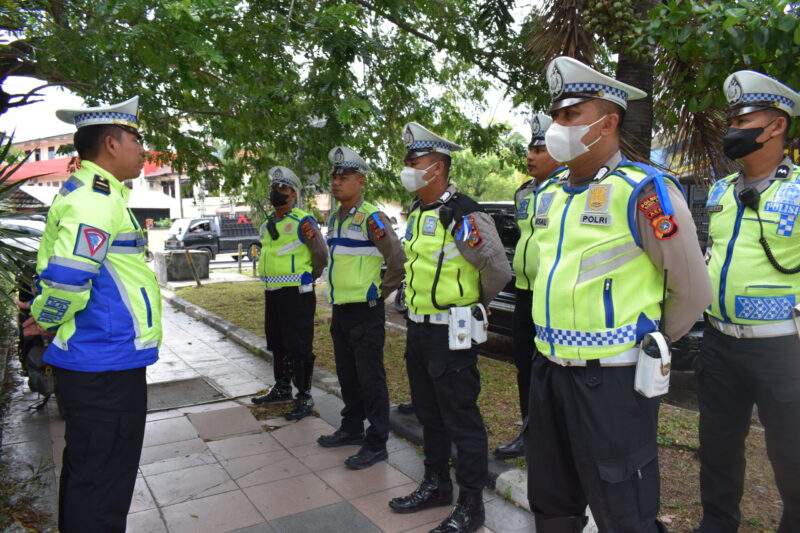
[525,356,665,533]
[512,288,535,418]
[264,287,316,393]
[331,301,390,450]
[405,321,488,492]
[696,325,800,533]
[55,366,147,533]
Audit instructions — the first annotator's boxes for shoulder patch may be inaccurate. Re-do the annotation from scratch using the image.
[650,214,679,240]
[300,219,317,241]
[367,214,386,240]
[637,193,664,220]
[92,174,111,195]
[456,215,483,248]
[74,223,111,263]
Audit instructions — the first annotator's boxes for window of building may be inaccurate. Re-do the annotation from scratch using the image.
[48,146,55,159]
[34,149,41,161]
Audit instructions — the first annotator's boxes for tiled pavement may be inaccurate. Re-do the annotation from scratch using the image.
[10,304,536,533]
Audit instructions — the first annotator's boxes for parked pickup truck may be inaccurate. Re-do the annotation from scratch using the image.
[164,215,261,260]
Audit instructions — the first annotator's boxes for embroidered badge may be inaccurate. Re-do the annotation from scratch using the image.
[353,213,365,225]
[650,214,679,239]
[465,215,482,248]
[37,296,71,323]
[706,182,728,207]
[92,175,110,195]
[405,216,415,240]
[771,182,800,207]
[367,215,386,240]
[422,216,438,236]
[585,184,611,213]
[283,222,294,234]
[775,165,791,179]
[73,223,110,263]
[537,192,555,216]
[579,213,612,226]
[517,199,530,220]
[300,220,316,240]
[638,193,660,213]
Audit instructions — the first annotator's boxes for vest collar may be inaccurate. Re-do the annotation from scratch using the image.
[80,160,129,200]
[334,196,364,221]
[414,184,457,212]
[560,151,624,187]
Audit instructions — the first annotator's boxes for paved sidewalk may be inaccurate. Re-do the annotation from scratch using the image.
[7,303,537,533]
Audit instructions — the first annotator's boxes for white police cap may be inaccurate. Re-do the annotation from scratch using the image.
[723,70,800,119]
[269,166,301,191]
[546,56,646,111]
[328,146,371,174]
[56,96,140,132]
[403,122,463,159]
[529,113,553,146]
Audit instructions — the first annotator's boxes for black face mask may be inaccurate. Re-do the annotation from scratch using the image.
[269,189,290,207]
[722,120,774,160]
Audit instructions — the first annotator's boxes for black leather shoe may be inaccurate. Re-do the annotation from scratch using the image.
[317,429,365,448]
[389,469,452,513]
[345,447,388,470]
[251,383,293,404]
[284,394,314,420]
[397,402,415,414]
[430,491,484,533]
[493,426,525,459]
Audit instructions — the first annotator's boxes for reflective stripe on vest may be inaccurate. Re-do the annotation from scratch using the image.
[532,164,672,360]
[706,166,800,325]
[257,208,314,287]
[326,202,384,304]
[404,206,480,315]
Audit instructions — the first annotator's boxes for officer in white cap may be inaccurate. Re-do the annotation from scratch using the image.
[524,56,711,533]
[494,113,562,460]
[251,166,328,421]
[387,122,511,533]
[17,96,160,531]
[694,71,800,533]
[316,146,406,470]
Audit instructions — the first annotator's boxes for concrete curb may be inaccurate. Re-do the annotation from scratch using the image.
[161,289,531,508]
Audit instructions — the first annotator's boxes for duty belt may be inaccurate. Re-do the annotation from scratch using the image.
[407,311,448,325]
[707,315,797,339]
[544,346,639,367]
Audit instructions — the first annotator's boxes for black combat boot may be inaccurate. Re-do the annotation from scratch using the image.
[430,491,485,533]
[389,468,452,513]
[493,418,527,459]
[284,392,314,420]
[251,381,292,404]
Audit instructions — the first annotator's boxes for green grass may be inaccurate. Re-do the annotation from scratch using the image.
[175,281,522,452]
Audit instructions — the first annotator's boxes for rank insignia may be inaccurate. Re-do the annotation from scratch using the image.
[367,214,386,240]
[585,184,611,213]
[353,213,365,225]
[300,219,316,240]
[92,174,111,195]
[650,214,679,240]
[423,216,438,236]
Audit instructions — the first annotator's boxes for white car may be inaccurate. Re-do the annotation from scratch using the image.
[0,216,45,255]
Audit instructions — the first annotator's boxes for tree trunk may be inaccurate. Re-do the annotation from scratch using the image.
[616,0,659,161]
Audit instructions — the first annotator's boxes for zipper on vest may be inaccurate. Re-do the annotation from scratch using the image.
[603,278,614,328]
[719,203,745,322]
[457,269,463,297]
[545,195,575,356]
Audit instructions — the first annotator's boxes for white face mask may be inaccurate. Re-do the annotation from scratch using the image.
[544,114,607,163]
[400,163,437,192]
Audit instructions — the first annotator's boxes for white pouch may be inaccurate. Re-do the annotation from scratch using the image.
[634,332,671,398]
[471,304,488,344]
[298,283,313,294]
[448,307,473,350]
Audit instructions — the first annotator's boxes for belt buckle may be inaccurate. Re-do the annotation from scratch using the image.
[733,324,745,339]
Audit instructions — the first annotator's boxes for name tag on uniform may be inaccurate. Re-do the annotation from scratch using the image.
[579,213,612,226]
[708,205,724,213]
[534,217,549,228]
[348,224,363,231]
[423,216,438,236]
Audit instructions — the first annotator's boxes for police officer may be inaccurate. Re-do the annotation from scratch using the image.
[494,113,561,459]
[694,71,800,533]
[17,96,161,531]
[387,123,511,533]
[316,146,406,470]
[251,166,327,420]
[525,57,712,533]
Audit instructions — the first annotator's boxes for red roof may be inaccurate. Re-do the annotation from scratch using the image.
[8,152,168,183]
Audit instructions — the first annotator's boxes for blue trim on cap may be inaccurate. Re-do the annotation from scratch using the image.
[335,161,367,170]
[74,111,138,126]
[741,92,795,110]
[563,82,628,101]
[407,140,457,151]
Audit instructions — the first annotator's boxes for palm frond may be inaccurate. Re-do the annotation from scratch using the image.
[526,0,599,69]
